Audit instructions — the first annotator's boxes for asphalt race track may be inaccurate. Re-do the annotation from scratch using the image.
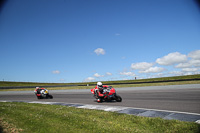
[1,84,200,114]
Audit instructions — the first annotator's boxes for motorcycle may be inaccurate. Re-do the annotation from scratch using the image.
[34,88,53,99]
[91,86,122,102]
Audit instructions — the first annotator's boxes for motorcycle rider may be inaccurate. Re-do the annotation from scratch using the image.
[95,82,109,101]
[34,87,41,94]
[34,87,45,95]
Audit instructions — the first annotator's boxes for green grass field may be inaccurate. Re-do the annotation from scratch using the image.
[0,102,199,133]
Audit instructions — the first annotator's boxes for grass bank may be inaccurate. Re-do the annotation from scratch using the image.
[1,80,200,91]
[0,102,199,133]
[1,74,200,91]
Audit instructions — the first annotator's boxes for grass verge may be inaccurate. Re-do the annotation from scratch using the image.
[1,80,200,91]
[1,74,200,87]
[0,102,200,133]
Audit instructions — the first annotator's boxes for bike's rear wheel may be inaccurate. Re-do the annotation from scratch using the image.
[48,95,53,99]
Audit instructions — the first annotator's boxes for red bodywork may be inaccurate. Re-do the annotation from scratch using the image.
[91,86,116,98]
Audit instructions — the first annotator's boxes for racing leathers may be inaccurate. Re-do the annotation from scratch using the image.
[34,87,46,96]
[94,85,109,98]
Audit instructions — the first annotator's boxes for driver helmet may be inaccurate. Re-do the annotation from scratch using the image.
[97,82,103,92]
[36,87,39,90]
[97,82,102,87]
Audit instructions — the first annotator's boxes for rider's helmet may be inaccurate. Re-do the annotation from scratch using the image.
[36,87,39,90]
[97,82,103,92]
[97,82,102,87]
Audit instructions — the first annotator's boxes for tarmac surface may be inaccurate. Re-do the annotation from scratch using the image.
[1,84,200,122]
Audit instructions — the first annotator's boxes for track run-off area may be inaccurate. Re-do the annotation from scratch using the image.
[0,84,200,123]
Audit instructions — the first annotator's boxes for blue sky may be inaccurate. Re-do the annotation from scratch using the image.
[0,0,200,83]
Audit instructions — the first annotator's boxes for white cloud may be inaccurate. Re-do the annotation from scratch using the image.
[106,72,112,76]
[52,70,60,74]
[94,48,105,55]
[175,59,200,68]
[156,52,187,66]
[149,73,166,78]
[139,67,165,73]
[175,62,192,68]
[188,50,200,60]
[169,69,200,76]
[183,72,196,75]
[169,71,184,76]
[60,79,65,81]
[182,68,199,72]
[121,56,126,59]
[131,62,154,70]
[83,77,95,82]
[94,73,104,78]
[190,59,200,67]
[115,33,120,36]
[122,78,129,80]
[120,72,136,76]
